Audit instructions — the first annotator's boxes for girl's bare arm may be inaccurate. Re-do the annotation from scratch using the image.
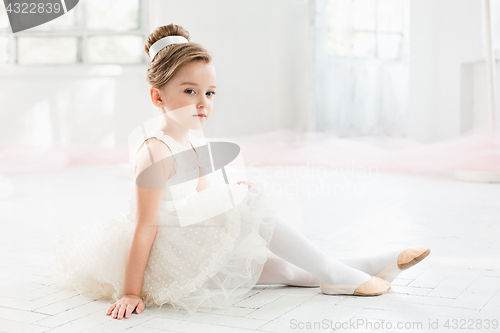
[107,138,174,319]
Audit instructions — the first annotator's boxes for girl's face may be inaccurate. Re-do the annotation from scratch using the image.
[151,60,217,131]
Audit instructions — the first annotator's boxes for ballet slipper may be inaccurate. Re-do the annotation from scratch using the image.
[375,247,431,279]
[319,275,391,296]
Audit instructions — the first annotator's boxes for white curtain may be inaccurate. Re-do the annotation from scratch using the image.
[314,0,410,137]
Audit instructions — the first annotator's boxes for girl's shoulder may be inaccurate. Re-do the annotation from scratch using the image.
[133,130,181,155]
[131,130,178,178]
[133,137,176,180]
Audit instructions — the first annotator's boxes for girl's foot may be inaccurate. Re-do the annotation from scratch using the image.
[375,247,431,280]
[320,275,391,296]
[336,247,431,283]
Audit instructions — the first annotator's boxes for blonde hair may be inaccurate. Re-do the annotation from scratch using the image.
[144,24,213,88]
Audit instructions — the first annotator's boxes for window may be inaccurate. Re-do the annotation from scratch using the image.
[315,0,410,137]
[0,0,149,65]
[324,0,409,60]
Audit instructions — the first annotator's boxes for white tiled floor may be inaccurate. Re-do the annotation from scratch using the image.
[0,164,499,333]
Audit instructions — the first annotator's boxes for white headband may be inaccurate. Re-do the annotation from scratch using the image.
[149,35,189,61]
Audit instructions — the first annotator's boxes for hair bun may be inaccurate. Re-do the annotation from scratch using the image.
[144,24,212,89]
[144,24,190,57]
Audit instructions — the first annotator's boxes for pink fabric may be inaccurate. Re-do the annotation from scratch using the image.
[228,124,500,177]
[0,124,499,187]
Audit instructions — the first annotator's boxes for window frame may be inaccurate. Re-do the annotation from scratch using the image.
[323,0,409,61]
[0,0,150,66]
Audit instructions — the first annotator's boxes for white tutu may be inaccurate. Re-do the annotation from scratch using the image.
[49,129,279,316]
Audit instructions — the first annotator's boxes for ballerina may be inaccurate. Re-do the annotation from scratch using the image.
[49,23,430,321]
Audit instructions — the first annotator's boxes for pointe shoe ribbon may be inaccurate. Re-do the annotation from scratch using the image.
[376,247,431,278]
[320,275,391,296]
[375,258,399,278]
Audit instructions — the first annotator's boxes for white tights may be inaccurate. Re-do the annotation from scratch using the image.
[257,216,404,287]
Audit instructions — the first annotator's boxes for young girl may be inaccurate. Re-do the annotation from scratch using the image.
[49,23,431,320]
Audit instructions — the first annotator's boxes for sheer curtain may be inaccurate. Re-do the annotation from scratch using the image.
[314,0,410,137]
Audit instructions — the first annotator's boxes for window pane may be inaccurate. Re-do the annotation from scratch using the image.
[18,37,78,64]
[377,33,401,59]
[325,29,353,57]
[353,32,375,58]
[0,37,8,63]
[326,0,353,32]
[30,7,78,31]
[88,35,143,64]
[0,3,9,30]
[325,0,353,57]
[378,0,403,32]
[86,0,140,31]
[353,0,376,31]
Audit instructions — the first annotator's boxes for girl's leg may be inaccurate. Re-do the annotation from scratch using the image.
[257,257,320,287]
[266,215,372,287]
[256,250,407,286]
[335,249,406,283]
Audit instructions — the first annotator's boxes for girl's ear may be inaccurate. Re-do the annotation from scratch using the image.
[150,87,163,107]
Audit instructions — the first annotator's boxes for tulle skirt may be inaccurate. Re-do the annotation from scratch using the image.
[48,181,278,316]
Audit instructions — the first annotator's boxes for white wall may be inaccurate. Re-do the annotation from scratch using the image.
[0,66,152,147]
[408,0,483,143]
[0,0,312,147]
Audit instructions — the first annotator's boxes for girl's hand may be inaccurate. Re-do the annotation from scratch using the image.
[236,180,253,188]
[106,294,144,320]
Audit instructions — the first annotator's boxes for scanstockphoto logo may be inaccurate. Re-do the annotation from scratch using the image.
[129,109,251,229]
[3,0,79,33]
